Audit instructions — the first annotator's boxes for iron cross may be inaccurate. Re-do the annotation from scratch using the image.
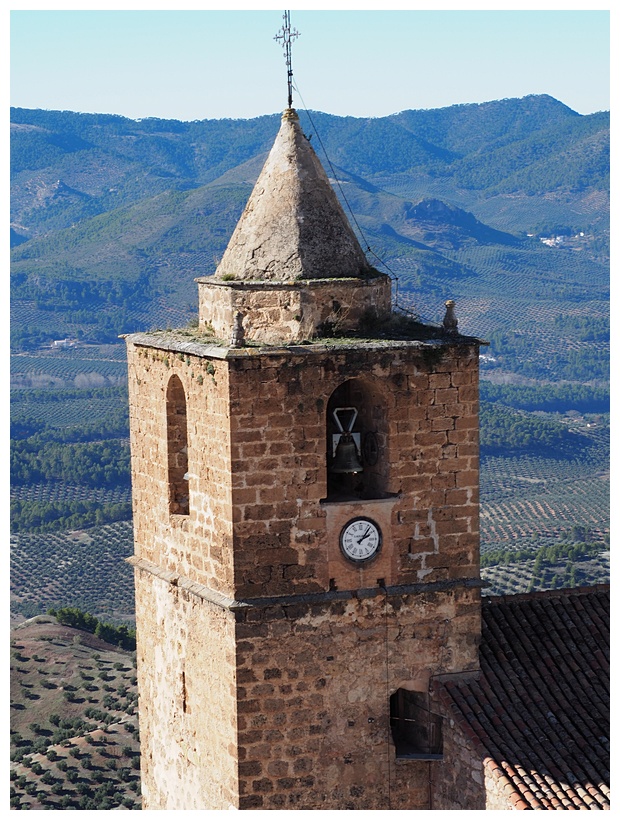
[274,10,300,109]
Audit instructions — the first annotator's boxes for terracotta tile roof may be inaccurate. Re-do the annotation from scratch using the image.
[440,585,610,810]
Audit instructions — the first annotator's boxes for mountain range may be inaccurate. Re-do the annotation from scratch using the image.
[10,94,609,382]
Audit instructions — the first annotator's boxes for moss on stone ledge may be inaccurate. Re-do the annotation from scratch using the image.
[133,311,476,352]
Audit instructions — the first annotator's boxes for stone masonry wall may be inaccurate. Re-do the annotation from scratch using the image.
[197,277,391,344]
[228,342,480,600]
[134,567,239,810]
[127,338,479,602]
[127,342,236,596]
[430,686,486,809]
[233,586,480,809]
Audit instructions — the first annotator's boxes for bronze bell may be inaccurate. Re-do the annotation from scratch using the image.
[331,432,363,474]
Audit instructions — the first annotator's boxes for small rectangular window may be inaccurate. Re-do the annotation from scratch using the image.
[390,689,443,760]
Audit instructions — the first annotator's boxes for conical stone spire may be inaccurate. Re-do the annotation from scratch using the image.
[214,109,373,281]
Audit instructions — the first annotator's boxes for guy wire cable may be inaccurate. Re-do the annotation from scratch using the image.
[292,83,448,331]
[292,81,428,323]
[379,578,392,808]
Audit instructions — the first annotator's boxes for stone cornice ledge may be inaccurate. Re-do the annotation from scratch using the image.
[194,275,389,288]
[128,556,246,611]
[123,332,483,360]
[128,556,483,613]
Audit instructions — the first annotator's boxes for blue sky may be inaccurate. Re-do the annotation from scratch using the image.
[10,8,610,121]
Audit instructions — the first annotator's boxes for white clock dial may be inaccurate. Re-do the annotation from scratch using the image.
[340,517,382,563]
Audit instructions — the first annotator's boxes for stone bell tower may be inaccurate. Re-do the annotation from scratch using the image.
[126,107,483,810]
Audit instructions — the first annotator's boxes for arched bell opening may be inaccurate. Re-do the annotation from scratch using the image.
[166,374,190,516]
[325,378,390,502]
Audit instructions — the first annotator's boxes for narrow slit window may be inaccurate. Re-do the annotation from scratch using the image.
[390,689,443,760]
[167,375,189,516]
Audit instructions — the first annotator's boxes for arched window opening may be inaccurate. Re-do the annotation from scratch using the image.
[325,379,390,502]
[390,689,443,760]
[167,375,189,516]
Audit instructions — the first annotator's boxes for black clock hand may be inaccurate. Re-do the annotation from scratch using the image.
[357,527,372,544]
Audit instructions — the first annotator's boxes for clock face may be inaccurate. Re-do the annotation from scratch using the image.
[339,517,382,563]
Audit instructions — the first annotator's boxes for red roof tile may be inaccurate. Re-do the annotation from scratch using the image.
[441,586,609,810]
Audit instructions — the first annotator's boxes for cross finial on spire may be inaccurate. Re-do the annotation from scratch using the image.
[274,10,300,109]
